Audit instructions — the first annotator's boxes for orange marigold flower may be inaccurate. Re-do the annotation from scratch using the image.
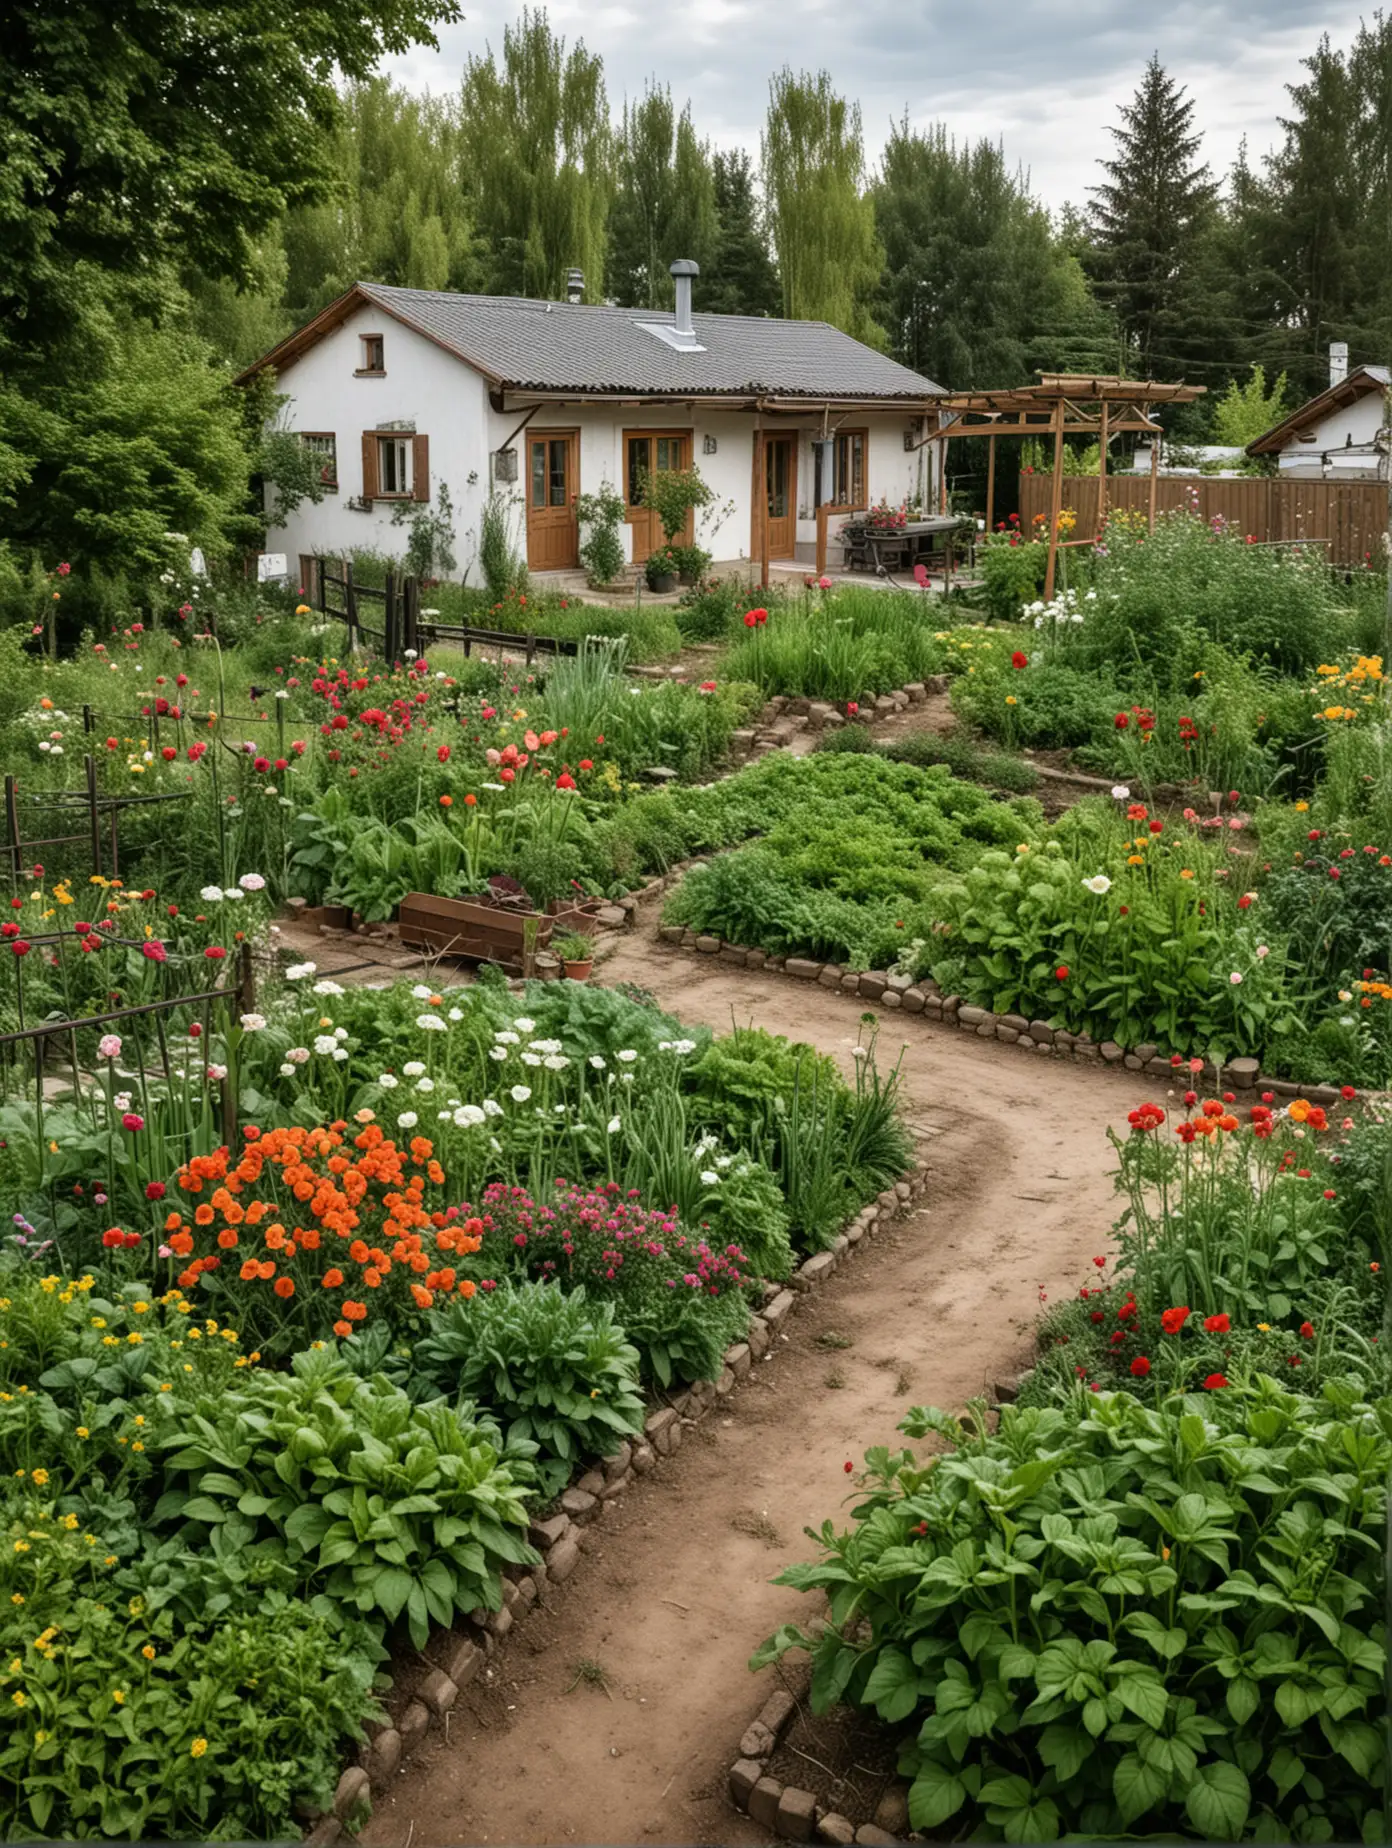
[239,1260,259,1281]
[256,1260,275,1281]
[342,1300,367,1322]
[273,1276,295,1298]
[349,1239,369,1264]
[194,1204,214,1226]
[333,1320,352,1338]
[216,1228,239,1249]
[363,1267,382,1288]
[322,1268,344,1289]
[410,1284,434,1309]
[169,1231,194,1257]
[458,1278,477,1299]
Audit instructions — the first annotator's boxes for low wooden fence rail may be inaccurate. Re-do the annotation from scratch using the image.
[314,560,578,663]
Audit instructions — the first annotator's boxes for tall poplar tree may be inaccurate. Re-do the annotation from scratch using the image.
[459,7,611,301]
[761,69,883,342]
[608,84,717,308]
[1087,55,1217,374]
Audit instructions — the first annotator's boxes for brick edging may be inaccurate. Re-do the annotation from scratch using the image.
[303,1165,931,1842]
[729,1689,903,1845]
[656,928,1363,1106]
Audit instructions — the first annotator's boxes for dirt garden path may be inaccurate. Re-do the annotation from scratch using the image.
[361,931,1138,1848]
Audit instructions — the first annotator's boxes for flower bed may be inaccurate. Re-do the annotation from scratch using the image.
[748,1091,1391,1844]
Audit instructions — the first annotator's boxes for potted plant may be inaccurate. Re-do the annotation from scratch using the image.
[554,930,595,981]
[577,481,627,589]
[669,542,713,586]
[645,546,680,594]
[641,463,715,553]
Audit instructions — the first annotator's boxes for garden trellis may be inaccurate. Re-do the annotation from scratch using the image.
[932,373,1207,599]
[4,756,192,893]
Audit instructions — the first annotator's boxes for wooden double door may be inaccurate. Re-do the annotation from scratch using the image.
[624,429,693,563]
[525,429,580,571]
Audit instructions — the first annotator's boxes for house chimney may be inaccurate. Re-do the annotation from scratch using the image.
[1330,340,1349,387]
[566,267,584,304]
[670,258,699,337]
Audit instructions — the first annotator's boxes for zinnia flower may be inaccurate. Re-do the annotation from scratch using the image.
[1203,1373,1228,1390]
[1130,1355,1151,1377]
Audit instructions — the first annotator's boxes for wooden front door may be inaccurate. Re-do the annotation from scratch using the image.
[763,434,798,559]
[624,430,692,563]
[525,430,579,571]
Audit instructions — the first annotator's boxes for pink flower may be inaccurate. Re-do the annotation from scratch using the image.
[142,940,167,963]
[98,1034,122,1060]
[818,575,832,590]
[121,1112,144,1133]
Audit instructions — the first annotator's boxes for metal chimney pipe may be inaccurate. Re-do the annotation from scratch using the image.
[1330,340,1349,387]
[566,267,584,304]
[669,258,699,336]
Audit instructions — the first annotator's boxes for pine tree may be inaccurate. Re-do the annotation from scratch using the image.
[761,69,883,341]
[703,152,781,318]
[1087,54,1217,375]
[608,83,717,309]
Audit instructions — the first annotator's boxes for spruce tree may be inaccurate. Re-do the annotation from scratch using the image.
[703,152,781,318]
[1088,54,1217,375]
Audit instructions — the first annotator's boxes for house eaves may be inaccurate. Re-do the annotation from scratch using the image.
[1246,365,1391,455]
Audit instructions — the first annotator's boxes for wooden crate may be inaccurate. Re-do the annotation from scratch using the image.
[397,894,553,974]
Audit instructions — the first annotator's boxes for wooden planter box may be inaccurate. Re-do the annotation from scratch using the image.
[398,894,553,974]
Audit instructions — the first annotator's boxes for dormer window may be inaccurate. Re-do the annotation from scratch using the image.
[358,334,385,375]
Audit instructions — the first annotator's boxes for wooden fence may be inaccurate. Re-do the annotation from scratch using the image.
[314,560,578,663]
[1016,473,1388,572]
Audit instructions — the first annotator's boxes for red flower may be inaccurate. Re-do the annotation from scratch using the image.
[1341,1084,1356,1100]
[743,610,758,628]
[1203,1312,1229,1333]
[11,941,30,958]
[437,745,451,763]
[142,940,167,963]
[1160,1305,1191,1334]
[555,772,577,791]
[843,1460,853,1473]
[121,1112,144,1133]
[846,702,859,716]
[1130,1356,1151,1377]
[1299,1321,1315,1338]
[1237,894,1253,910]
[1093,1255,1106,1268]
[145,1181,166,1201]
[1203,1373,1228,1390]
[1323,1188,1336,1200]
[101,1227,124,1249]
[161,746,177,762]
[1011,651,1028,670]
[1115,712,1129,729]
[578,759,593,771]
[1148,819,1163,835]
[253,756,270,773]
[1055,964,1069,981]
[205,946,226,961]
[439,794,452,807]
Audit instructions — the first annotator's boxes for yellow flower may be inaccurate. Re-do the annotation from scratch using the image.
[90,1317,106,1329]
[34,1730,48,1744]
[10,1595,22,1607]
[131,1441,144,1453]
[112,1689,125,1705]
[75,1427,89,1439]
[61,1515,77,1531]
[191,1737,208,1758]
[1161,1545,1171,1562]
[125,1333,142,1346]
[13,1542,29,1554]
[1294,800,1309,812]
[30,1469,47,1487]
[131,1301,148,1316]
[142,1644,156,1661]
[11,1691,24,1708]
[104,1555,117,1566]
[1257,1322,1271,1332]
[1127,854,1144,866]
[1180,869,1194,880]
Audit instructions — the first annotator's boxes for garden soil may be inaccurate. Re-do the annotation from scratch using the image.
[361,932,1134,1848]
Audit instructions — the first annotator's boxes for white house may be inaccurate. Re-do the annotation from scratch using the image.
[1246,345,1389,480]
[236,262,947,586]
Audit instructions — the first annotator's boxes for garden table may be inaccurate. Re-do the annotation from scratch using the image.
[841,515,973,584]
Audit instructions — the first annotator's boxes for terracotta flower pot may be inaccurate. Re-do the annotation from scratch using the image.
[563,959,594,982]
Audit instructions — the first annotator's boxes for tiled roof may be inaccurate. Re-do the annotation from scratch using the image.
[354,282,945,401]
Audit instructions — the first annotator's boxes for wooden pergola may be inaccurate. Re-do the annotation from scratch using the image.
[932,374,1207,599]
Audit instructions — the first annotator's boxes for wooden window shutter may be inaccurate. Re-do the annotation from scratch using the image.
[361,433,379,500]
[412,434,430,502]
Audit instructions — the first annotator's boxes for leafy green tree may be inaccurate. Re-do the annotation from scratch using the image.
[704,151,782,319]
[0,0,461,339]
[873,121,1115,385]
[1087,55,1218,374]
[460,8,611,301]
[761,69,883,343]
[609,84,717,308]
[1210,364,1290,445]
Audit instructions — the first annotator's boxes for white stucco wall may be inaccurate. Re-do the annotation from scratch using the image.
[1277,390,1384,477]
[262,306,936,579]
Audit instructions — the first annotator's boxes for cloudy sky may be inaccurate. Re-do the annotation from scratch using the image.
[387,0,1367,212]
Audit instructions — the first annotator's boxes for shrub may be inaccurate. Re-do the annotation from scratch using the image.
[756,1382,1389,1844]
[978,530,1047,620]
[577,482,627,587]
[408,1282,645,1496]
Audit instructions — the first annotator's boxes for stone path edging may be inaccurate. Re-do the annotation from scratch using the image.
[303,1163,932,1843]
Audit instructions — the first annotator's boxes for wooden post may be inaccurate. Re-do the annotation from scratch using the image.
[344,560,358,650]
[758,429,770,590]
[1147,416,1160,533]
[984,435,997,535]
[1042,402,1067,602]
[383,570,398,662]
[1097,401,1109,537]
[937,432,948,514]
[84,754,101,878]
[4,775,20,886]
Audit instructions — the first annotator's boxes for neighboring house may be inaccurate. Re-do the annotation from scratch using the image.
[1246,346,1389,480]
[235,261,946,586]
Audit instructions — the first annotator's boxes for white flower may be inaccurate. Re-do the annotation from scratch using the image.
[543,1054,569,1071]
[1082,874,1112,896]
[851,1047,868,1060]
[278,1062,296,1077]
[589,1054,606,1069]
[239,1012,267,1032]
[513,1017,536,1033]
[448,1007,463,1021]
[113,1092,133,1112]
[416,1013,447,1031]
[207,1064,228,1082]
[1229,971,1243,985]
[98,1034,122,1060]
[403,1060,425,1077]
[1110,785,1130,802]
[700,1170,720,1185]
[521,1052,542,1067]
[333,1047,348,1062]
[397,1111,419,1129]
[313,1035,337,1055]
[285,962,317,980]
[488,1046,508,1061]
[529,1038,563,1054]
[607,1116,621,1134]
[715,1154,732,1169]
[619,1071,635,1084]
[222,888,244,901]
[378,1073,398,1088]
[494,1031,520,1045]
[670,1038,696,1055]
[416,1076,435,1093]
[286,1047,310,1065]
[312,980,344,997]
[200,884,224,902]
[412,984,433,999]
[239,873,266,892]
[334,1025,348,1041]
[482,1098,503,1118]
[509,1084,532,1103]
[454,1104,486,1128]
[617,1049,638,1063]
